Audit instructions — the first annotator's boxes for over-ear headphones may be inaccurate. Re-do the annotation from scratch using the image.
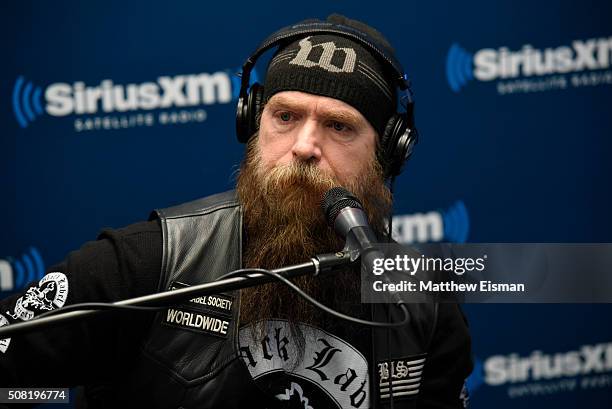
[236,18,419,178]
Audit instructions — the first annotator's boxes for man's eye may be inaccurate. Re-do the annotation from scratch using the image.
[331,121,347,132]
[279,112,292,122]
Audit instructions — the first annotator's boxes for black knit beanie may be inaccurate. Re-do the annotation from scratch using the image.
[263,26,397,135]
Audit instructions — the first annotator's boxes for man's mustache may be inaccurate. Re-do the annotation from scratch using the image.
[258,160,339,194]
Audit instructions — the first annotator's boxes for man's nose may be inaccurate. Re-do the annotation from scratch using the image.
[291,121,322,162]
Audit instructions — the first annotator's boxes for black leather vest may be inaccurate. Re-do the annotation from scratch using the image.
[119,190,444,409]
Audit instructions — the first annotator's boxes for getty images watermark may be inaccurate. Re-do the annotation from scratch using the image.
[361,244,612,303]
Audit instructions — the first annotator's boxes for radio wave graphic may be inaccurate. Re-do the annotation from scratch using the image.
[442,201,470,243]
[12,76,44,128]
[0,247,45,292]
[446,44,474,93]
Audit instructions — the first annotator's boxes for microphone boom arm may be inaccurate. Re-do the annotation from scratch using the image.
[0,251,354,338]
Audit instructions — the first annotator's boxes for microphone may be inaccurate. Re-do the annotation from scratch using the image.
[322,188,413,308]
[321,187,385,274]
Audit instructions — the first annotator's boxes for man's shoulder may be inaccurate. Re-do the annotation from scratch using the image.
[151,190,239,220]
[96,220,163,255]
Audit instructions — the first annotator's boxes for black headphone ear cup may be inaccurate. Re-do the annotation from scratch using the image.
[236,95,249,143]
[248,83,264,137]
[381,114,416,178]
[380,114,402,178]
[236,83,264,143]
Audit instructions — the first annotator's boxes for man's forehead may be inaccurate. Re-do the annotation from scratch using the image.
[267,91,368,124]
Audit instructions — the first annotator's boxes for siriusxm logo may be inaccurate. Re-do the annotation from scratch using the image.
[467,343,612,400]
[392,201,469,244]
[12,68,258,128]
[446,36,612,92]
[484,343,612,386]
[0,247,45,292]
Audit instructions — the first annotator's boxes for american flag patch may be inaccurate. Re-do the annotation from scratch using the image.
[377,354,427,400]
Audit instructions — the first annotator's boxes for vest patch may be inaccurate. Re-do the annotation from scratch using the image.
[170,281,234,316]
[377,354,427,401]
[163,307,230,337]
[239,319,370,409]
[164,282,235,338]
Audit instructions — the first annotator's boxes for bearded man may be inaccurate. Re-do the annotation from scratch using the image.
[0,14,472,409]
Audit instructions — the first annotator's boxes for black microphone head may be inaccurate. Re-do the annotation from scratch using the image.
[321,187,364,227]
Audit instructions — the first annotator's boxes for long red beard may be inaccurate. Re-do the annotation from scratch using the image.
[236,137,392,328]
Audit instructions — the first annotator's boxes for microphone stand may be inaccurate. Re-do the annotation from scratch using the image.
[0,251,354,338]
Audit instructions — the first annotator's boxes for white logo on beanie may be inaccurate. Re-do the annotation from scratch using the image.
[290,37,357,73]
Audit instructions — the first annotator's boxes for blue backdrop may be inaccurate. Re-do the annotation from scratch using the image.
[2,1,611,407]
